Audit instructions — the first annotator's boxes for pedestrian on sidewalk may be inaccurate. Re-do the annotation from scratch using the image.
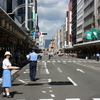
[96,53,100,61]
[2,51,19,98]
[48,52,51,60]
[27,48,38,81]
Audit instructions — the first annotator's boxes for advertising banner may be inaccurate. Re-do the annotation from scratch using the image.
[86,31,92,39]
[92,29,98,39]
[86,29,99,39]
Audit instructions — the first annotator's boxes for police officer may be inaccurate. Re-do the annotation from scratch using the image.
[27,48,38,81]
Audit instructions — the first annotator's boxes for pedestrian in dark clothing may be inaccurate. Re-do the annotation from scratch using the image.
[96,53,100,61]
[27,49,38,81]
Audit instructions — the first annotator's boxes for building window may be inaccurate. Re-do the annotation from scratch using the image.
[77,7,83,17]
[84,12,93,22]
[84,1,94,13]
[84,0,89,4]
[77,25,82,31]
[77,0,83,9]
[77,16,83,24]
[98,19,100,26]
[98,6,100,13]
[84,24,91,31]
[77,33,82,39]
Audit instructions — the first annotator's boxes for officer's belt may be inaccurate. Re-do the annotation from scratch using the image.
[29,61,37,62]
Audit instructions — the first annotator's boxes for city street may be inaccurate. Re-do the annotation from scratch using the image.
[1,55,100,100]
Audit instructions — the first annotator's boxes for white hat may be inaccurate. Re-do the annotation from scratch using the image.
[4,51,12,56]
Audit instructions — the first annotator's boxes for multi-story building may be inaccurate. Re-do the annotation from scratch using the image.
[67,0,72,47]
[98,0,100,34]
[72,0,77,45]
[0,0,36,56]
[83,0,98,41]
[76,0,84,43]
[61,17,67,49]
[53,34,58,52]
[39,35,45,49]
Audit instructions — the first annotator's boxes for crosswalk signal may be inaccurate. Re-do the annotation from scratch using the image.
[42,33,47,35]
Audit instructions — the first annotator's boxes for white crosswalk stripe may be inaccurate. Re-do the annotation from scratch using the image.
[38,98,100,100]
[39,99,53,100]
[93,98,100,100]
[65,98,81,100]
[37,60,100,63]
[39,98,100,100]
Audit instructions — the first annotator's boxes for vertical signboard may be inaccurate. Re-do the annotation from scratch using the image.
[31,7,34,29]
[17,0,25,16]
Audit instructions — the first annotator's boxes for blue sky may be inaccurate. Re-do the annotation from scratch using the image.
[37,0,69,39]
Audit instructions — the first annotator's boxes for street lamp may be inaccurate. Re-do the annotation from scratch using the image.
[7,3,33,15]
[7,2,34,30]
[21,19,35,26]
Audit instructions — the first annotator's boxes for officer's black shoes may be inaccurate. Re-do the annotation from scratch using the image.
[2,94,12,98]
[6,95,12,98]
[2,94,6,98]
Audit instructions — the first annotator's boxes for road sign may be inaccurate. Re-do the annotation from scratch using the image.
[42,33,47,35]
[31,32,36,36]
[36,32,41,36]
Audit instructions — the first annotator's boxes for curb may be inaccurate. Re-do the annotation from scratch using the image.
[0,69,19,94]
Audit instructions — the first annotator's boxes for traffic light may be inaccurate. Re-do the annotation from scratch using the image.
[42,33,47,35]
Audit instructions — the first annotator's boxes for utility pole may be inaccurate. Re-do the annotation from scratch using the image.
[25,0,28,29]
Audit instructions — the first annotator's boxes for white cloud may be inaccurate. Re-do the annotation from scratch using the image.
[37,0,69,39]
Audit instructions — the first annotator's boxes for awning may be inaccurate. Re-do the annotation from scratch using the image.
[0,7,28,40]
[74,40,100,47]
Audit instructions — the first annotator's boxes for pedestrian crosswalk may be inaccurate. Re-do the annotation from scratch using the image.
[39,98,100,100]
[37,59,100,63]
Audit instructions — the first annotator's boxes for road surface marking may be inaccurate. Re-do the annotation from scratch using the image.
[77,69,85,73]
[46,87,52,89]
[23,69,29,74]
[48,79,51,82]
[67,77,78,86]
[73,61,76,62]
[39,99,53,100]
[65,98,80,100]
[44,61,50,74]
[93,99,100,100]
[37,67,38,71]
[68,61,71,62]
[47,61,50,62]
[52,61,56,62]
[42,91,46,93]
[17,78,28,84]
[51,94,55,97]
[46,69,49,74]
[49,90,53,92]
[58,61,61,62]
[57,67,62,73]
[17,99,26,100]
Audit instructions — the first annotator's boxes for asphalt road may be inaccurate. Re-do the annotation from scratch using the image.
[1,55,100,100]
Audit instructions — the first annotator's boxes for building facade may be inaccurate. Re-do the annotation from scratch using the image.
[72,0,77,45]
[67,0,72,47]
[76,0,84,43]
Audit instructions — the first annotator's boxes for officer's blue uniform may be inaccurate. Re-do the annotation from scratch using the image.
[29,52,38,80]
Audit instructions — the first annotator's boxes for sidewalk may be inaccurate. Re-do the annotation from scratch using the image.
[0,69,19,94]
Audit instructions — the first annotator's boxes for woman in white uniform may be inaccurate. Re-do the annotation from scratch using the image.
[2,51,19,98]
